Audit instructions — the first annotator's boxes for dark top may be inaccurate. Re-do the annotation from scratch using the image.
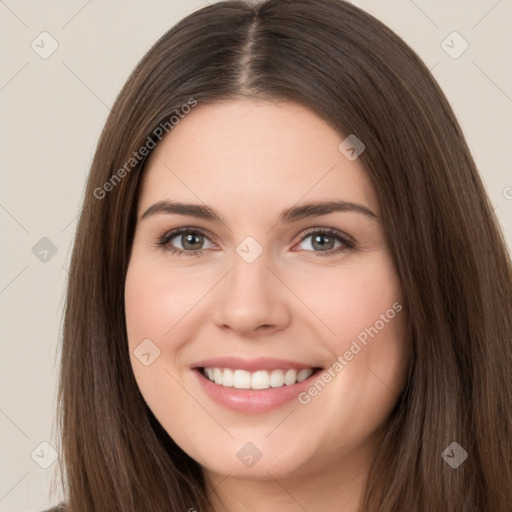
[41,505,66,512]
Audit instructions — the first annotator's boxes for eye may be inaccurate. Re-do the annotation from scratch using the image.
[157,227,215,256]
[156,226,354,257]
[295,228,354,256]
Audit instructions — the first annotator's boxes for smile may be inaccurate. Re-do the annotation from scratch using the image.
[201,367,319,390]
[191,358,324,413]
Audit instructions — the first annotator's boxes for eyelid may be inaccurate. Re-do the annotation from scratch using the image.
[297,226,355,245]
[157,225,355,256]
[157,226,217,250]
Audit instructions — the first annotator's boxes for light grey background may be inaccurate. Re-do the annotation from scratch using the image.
[1,1,511,510]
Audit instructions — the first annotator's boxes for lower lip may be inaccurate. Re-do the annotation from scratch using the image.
[192,368,322,414]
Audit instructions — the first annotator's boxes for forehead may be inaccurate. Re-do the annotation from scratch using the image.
[138,99,379,220]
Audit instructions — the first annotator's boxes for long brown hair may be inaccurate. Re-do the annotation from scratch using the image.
[56,0,512,510]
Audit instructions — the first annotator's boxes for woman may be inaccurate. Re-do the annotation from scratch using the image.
[50,0,512,510]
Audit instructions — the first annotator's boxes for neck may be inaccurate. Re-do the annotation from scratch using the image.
[203,433,382,512]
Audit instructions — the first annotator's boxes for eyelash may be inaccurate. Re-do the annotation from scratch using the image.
[155,227,355,258]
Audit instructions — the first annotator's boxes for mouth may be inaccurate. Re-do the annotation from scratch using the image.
[198,366,323,390]
[190,360,324,414]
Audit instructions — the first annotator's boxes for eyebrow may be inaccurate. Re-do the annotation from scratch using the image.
[140,199,378,224]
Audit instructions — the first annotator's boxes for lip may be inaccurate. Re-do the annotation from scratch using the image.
[191,356,321,372]
[191,366,323,414]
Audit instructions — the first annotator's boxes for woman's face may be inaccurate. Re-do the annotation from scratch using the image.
[125,99,409,486]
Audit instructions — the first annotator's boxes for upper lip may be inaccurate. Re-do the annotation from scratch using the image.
[191,356,323,372]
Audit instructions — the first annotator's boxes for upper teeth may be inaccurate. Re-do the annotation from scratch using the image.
[203,367,315,390]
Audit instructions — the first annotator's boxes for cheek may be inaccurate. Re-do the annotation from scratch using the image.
[293,253,404,351]
[124,258,211,347]
[124,259,185,393]
[124,256,223,411]
[294,252,409,410]
[124,260,191,419]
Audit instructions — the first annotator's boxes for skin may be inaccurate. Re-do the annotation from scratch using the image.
[125,98,410,512]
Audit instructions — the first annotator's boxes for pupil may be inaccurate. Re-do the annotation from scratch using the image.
[183,233,202,250]
[313,234,333,251]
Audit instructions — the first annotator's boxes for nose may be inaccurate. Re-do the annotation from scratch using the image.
[211,251,292,337]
